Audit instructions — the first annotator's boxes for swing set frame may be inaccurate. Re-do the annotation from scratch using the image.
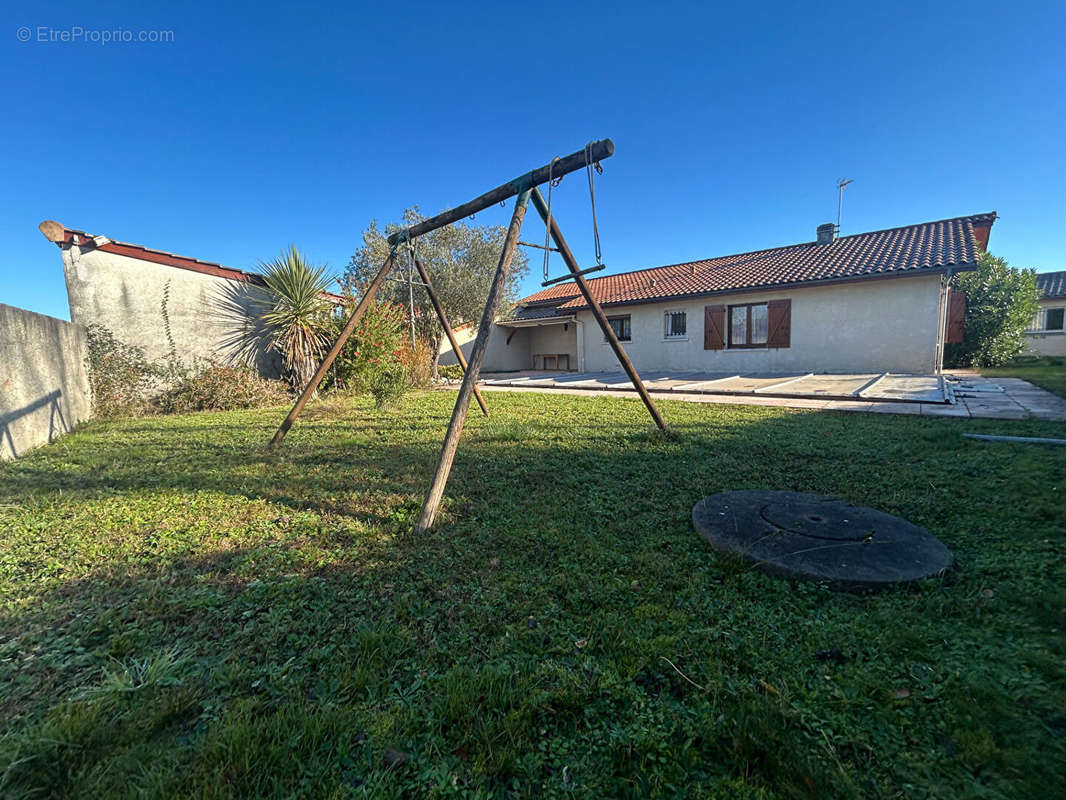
[269,139,666,533]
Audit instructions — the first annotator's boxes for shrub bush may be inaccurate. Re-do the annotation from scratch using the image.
[436,363,464,381]
[946,252,1041,368]
[85,325,164,418]
[86,324,290,417]
[329,301,412,407]
[154,365,291,414]
[407,340,437,388]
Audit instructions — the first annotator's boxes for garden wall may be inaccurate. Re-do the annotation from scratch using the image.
[0,303,92,460]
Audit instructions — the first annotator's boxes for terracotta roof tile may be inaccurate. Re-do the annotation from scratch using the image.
[518,213,996,313]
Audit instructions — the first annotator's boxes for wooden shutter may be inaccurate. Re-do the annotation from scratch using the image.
[946,290,966,344]
[766,299,791,348]
[704,305,725,350]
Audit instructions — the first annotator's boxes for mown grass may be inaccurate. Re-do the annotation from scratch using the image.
[1,390,1064,798]
[982,355,1066,398]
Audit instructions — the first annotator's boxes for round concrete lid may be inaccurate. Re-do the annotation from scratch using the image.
[692,490,954,591]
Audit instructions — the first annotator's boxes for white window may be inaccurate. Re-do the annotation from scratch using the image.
[1029,308,1065,331]
[664,310,687,339]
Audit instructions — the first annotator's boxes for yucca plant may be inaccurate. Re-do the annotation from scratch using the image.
[253,246,336,391]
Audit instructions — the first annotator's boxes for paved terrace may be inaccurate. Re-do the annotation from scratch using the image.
[472,370,1066,421]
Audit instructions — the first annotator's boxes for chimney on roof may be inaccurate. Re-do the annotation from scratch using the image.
[816,223,836,245]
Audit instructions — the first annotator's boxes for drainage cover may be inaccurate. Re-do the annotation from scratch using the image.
[692,490,953,591]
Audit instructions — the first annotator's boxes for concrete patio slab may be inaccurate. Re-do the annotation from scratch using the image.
[472,370,1065,420]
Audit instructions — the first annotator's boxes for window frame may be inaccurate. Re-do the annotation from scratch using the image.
[727,302,769,349]
[1046,307,1065,331]
[604,314,632,342]
[663,309,688,340]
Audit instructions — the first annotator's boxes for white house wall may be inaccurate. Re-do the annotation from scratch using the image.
[439,322,530,371]
[1025,298,1066,357]
[574,274,944,375]
[61,246,282,376]
[526,323,578,370]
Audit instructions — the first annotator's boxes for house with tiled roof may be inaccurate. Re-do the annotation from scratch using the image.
[441,213,996,376]
[1025,269,1066,356]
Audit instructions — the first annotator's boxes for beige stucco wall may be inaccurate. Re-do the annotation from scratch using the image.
[60,244,281,376]
[1025,298,1066,357]
[439,322,530,371]
[573,274,945,374]
[527,323,578,370]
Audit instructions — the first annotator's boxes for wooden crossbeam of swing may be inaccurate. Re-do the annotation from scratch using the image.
[541,263,605,287]
[386,139,614,246]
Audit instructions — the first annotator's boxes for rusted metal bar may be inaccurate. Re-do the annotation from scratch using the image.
[412,256,489,417]
[269,251,396,447]
[413,187,531,533]
[387,140,613,246]
[530,187,667,431]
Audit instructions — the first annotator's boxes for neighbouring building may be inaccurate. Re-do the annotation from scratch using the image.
[1025,270,1066,356]
[442,213,995,375]
[38,221,327,377]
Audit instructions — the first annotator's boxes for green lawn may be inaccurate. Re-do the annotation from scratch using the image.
[982,356,1066,398]
[1,391,1064,798]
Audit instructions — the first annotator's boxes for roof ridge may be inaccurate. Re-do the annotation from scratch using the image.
[61,225,260,277]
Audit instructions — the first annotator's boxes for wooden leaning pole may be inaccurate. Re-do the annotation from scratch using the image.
[268,139,666,532]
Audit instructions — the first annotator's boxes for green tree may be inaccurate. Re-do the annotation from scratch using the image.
[343,207,529,372]
[252,246,337,391]
[946,251,1040,368]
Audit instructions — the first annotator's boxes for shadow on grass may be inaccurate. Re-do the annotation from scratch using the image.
[2,393,1065,796]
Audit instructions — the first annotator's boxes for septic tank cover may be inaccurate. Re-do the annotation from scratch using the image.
[692,490,953,591]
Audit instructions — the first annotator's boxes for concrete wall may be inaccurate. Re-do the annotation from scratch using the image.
[574,274,944,374]
[1025,298,1066,357]
[1,303,92,460]
[437,325,477,366]
[61,245,282,376]
[440,323,531,372]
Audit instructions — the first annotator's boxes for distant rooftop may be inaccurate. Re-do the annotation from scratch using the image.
[1036,270,1066,299]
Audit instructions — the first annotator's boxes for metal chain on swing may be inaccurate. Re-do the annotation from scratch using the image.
[585,141,604,266]
[543,157,562,283]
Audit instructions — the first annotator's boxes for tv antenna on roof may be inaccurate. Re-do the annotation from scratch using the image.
[836,178,854,233]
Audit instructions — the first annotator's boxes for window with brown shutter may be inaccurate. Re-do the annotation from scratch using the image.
[727,303,769,347]
[945,290,966,343]
[704,305,725,350]
[766,299,791,348]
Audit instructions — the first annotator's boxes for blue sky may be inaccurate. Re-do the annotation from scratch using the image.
[2,0,1064,320]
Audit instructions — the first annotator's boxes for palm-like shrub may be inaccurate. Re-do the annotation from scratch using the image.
[253,247,336,390]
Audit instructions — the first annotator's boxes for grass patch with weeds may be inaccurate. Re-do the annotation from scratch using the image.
[1,391,1064,798]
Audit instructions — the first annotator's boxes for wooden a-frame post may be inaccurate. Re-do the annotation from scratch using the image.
[270,249,398,447]
[530,187,666,431]
[412,255,489,417]
[413,187,531,533]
